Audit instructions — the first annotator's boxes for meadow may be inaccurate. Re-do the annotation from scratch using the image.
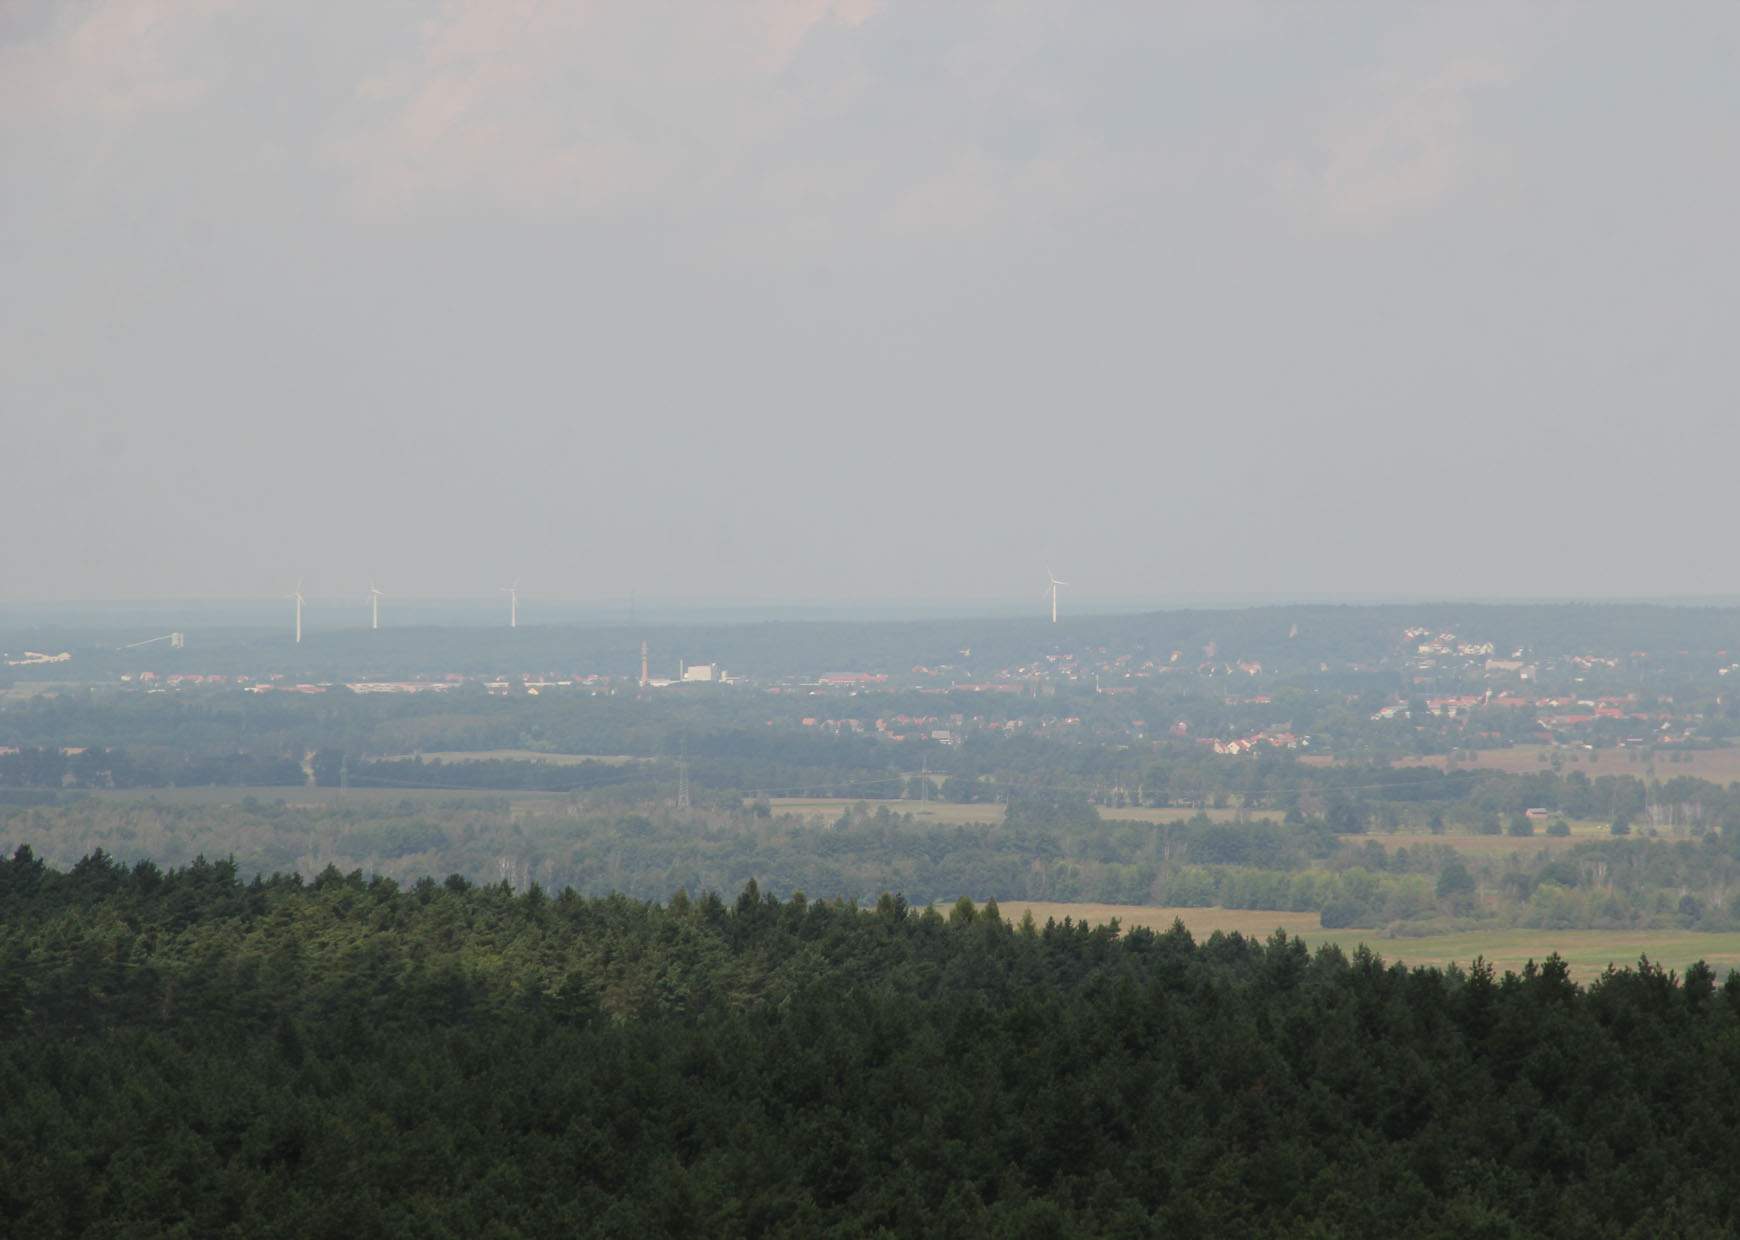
[87,785,565,807]
[768,796,1622,856]
[1342,828,1601,855]
[994,901,1740,981]
[766,796,1253,826]
[1404,744,1740,783]
[384,749,648,765]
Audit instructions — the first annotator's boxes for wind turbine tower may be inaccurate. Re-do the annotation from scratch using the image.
[501,583,519,629]
[677,737,691,811]
[640,640,649,688]
[1046,571,1068,624]
[289,581,305,644]
[368,584,386,631]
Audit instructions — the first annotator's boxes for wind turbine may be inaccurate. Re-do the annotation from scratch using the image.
[288,580,305,644]
[501,582,519,628]
[1046,570,1068,624]
[368,583,386,631]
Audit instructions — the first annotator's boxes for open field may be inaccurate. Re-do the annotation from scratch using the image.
[0,685,61,700]
[1362,831,1582,855]
[1100,806,1257,824]
[383,750,649,766]
[1338,827,1610,855]
[1343,744,1740,784]
[766,797,1258,826]
[993,902,1740,981]
[767,798,1622,858]
[87,785,567,808]
[768,797,1000,825]
[1000,903,1323,939]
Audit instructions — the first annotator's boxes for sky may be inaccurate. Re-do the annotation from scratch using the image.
[2,2,1737,608]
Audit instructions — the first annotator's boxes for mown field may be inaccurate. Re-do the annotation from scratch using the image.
[767,797,1627,855]
[383,749,649,765]
[1403,744,1740,783]
[767,798,999,824]
[766,797,1253,826]
[1342,827,1608,854]
[994,901,1740,981]
[87,785,567,807]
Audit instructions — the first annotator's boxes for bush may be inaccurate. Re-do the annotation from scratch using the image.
[1611,816,1632,836]
[1546,819,1571,837]
[1320,898,1378,929]
[1477,813,1502,836]
[1004,793,1100,830]
[1507,814,1535,837]
[1435,859,1476,900]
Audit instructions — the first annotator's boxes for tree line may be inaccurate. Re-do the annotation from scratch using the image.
[5,846,1740,1235]
[10,795,1740,933]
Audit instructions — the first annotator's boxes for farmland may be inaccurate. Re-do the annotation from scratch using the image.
[993,901,1740,981]
[1338,827,1605,855]
[1402,744,1740,783]
[384,749,649,765]
[765,796,1254,826]
[766,797,1622,857]
[86,785,567,808]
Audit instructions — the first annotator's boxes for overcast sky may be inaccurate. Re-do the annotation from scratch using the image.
[2,2,1736,606]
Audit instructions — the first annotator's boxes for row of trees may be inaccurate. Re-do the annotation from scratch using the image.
[0,745,303,790]
[9,795,1740,932]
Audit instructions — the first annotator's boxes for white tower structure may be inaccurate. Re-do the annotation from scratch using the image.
[1046,571,1068,624]
[289,581,305,643]
[501,583,519,628]
[369,584,386,631]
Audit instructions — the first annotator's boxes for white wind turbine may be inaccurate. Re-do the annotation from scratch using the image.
[368,583,386,631]
[1046,570,1068,624]
[501,582,519,629]
[288,580,305,644]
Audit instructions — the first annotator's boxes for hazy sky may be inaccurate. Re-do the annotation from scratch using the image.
[3,2,1736,606]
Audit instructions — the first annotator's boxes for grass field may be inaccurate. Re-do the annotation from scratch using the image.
[1339,826,1614,855]
[767,798,1001,825]
[87,785,566,808]
[383,750,649,766]
[0,683,66,701]
[1399,744,1740,783]
[766,798,1256,826]
[1100,806,1254,824]
[765,798,1624,858]
[993,901,1740,980]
